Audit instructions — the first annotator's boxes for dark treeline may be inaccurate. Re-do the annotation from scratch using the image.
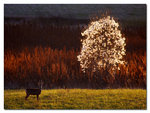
[4,17,146,51]
[5,18,83,51]
[4,18,146,89]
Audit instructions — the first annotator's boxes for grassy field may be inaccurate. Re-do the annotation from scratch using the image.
[4,89,146,110]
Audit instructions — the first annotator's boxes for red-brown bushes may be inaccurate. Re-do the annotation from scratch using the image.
[4,47,146,89]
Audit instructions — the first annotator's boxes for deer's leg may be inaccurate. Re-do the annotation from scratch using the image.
[37,95,39,100]
[25,94,30,100]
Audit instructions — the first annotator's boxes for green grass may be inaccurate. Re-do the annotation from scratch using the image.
[4,89,146,109]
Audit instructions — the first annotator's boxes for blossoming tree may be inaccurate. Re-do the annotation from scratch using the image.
[77,16,126,75]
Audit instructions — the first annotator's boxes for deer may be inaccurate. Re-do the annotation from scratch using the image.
[25,80,43,100]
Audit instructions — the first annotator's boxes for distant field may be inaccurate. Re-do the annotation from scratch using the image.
[4,89,146,109]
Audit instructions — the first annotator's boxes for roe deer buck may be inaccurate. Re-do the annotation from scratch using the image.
[25,80,43,100]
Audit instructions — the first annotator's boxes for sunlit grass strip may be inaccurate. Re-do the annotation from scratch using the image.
[4,89,146,109]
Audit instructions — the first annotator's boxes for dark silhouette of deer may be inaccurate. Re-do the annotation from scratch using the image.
[25,80,43,100]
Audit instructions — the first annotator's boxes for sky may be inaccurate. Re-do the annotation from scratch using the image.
[4,4,146,22]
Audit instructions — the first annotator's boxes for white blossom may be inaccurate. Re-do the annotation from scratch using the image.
[77,16,126,73]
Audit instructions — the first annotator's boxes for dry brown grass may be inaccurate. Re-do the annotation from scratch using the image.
[4,47,146,89]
